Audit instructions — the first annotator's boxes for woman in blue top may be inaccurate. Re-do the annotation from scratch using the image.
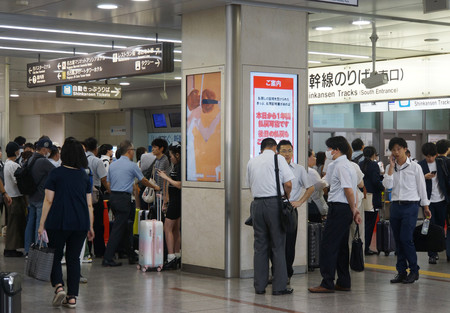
[38,137,94,309]
[359,146,384,256]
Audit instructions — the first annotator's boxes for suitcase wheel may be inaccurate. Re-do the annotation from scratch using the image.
[157,266,162,272]
[136,265,141,270]
[142,266,147,272]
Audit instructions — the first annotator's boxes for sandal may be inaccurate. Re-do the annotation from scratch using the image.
[62,296,77,309]
[52,285,66,307]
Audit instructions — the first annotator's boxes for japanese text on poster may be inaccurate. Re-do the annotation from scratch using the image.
[250,72,298,162]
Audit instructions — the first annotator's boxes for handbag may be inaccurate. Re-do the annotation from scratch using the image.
[413,222,445,252]
[142,180,156,204]
[362,193,373,212]
[92,186,100,204]
[350,225,364,272]
[274,154,298,233]
[25,231,55,282]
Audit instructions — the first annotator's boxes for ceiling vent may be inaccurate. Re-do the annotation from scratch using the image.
[423,0,448,13]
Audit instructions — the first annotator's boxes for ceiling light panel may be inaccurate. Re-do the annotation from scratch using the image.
[0,36,126,49]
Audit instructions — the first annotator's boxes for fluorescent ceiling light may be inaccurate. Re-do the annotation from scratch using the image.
[0,46,87,55]
[119,82,130,86]
[97,3,118,9]
[10,94,19,98]
[174,59,182,62]
[0,25,182,44]
[308,60,322,64]
[308,51,369,59]
[174,50,182,54]
[352,20,371,26]
[0,36,126,49]
[48,90,56,93]
[314,26,333,31]
[174,77,182,80]
[132,0,150,1]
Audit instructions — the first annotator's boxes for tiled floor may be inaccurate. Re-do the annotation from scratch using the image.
[1,237,450,313]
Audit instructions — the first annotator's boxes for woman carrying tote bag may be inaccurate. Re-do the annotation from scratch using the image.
[38,137,94,309]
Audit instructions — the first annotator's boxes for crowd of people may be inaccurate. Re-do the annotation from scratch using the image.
[247,136,450,295]
[1,132,449,303]
[0,135,182,308]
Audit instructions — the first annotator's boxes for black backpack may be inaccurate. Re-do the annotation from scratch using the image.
[14,155,41,195]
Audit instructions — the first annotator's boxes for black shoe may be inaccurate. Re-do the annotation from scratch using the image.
[402,272,419,284]
[128,252,139,265]
[163,258,178,270]
[429,256,437,264]
[390,273,407,283]
[447,256,450,262]
[102,259,122,267]
[3,250,24,257]
[255,290,265,295]
[176,257,181,268]
[272,288,293,296]
[364,250,377,256]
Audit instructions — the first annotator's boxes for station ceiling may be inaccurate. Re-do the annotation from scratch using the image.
[3,0,450,99]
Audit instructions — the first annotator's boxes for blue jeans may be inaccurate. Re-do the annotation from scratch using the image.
[390,202,419,274]
[24,201,43,253]
[428,201,447,258]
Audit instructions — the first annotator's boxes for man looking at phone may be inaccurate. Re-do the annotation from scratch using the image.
[418,142,450,264]
[384,137,431,284]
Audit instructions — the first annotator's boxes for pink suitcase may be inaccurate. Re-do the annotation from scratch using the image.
[137,193,164,272]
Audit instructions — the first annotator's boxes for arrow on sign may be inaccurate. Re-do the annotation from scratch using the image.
[57,73,61,80]
[155,59,161,67]
[57,63,61,70]
[112,87,121,97]
[28,77,32,83]
[28,67,32,74]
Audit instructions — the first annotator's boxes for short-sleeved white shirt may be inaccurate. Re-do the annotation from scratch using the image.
[326,155,357,205]
[4,159,21,197]
[247,150,295,198]
[288,162,312,202]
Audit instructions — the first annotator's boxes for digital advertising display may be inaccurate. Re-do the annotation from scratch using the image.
[250,72,298,162]
[186,72,222,182]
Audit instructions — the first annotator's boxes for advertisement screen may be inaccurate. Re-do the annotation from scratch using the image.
[186,72,221,182]
[250,72,298,162]
[152,113,167,128]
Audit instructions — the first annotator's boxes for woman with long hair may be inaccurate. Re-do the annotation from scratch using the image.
[158,142,182,269]
[38,137,94,308]
[360,146,384,255]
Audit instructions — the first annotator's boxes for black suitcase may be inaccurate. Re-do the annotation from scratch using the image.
[0,272,21,313]
[308,222,323,271]
[376,220,396,256]
[413,223,445,252]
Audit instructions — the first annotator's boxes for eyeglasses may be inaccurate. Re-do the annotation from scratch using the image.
[279,149,293,154]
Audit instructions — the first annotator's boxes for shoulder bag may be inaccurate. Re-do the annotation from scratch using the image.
[274,154,298,233]
[142,161,157,204]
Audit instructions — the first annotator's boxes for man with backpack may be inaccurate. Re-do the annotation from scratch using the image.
[351,138,365,164]
[23,137,55,255]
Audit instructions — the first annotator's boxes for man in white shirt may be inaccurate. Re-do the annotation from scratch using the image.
[3,142,26,257]
[309,136,362,293]
[384,137,431,284]
[277,140,314,284]
[307,149,328,222]
[247,138,294,296]
[418,142,449,265]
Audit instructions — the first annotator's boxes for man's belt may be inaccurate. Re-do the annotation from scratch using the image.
[254,196,278,200]
[392,200,419,205]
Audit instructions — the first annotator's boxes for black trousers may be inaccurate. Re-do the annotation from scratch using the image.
[104,192,133,261]
[92,192,105,257]
[364,211,378,253]
[319,202,353,290]
[47,229,87,296]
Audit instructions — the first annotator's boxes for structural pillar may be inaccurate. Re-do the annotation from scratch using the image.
[181,4,308,278]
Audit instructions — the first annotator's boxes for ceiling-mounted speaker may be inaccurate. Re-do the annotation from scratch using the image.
[423,0,448,13]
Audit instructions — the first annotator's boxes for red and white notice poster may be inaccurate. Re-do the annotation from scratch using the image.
[250,72,298,162]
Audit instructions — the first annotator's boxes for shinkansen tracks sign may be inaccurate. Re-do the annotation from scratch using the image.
[27,42,174,88]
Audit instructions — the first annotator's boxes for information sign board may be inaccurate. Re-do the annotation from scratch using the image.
[56,83,122,99]
[27,42,173,88]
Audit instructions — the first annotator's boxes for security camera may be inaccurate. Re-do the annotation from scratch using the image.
[362,72,388,89]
